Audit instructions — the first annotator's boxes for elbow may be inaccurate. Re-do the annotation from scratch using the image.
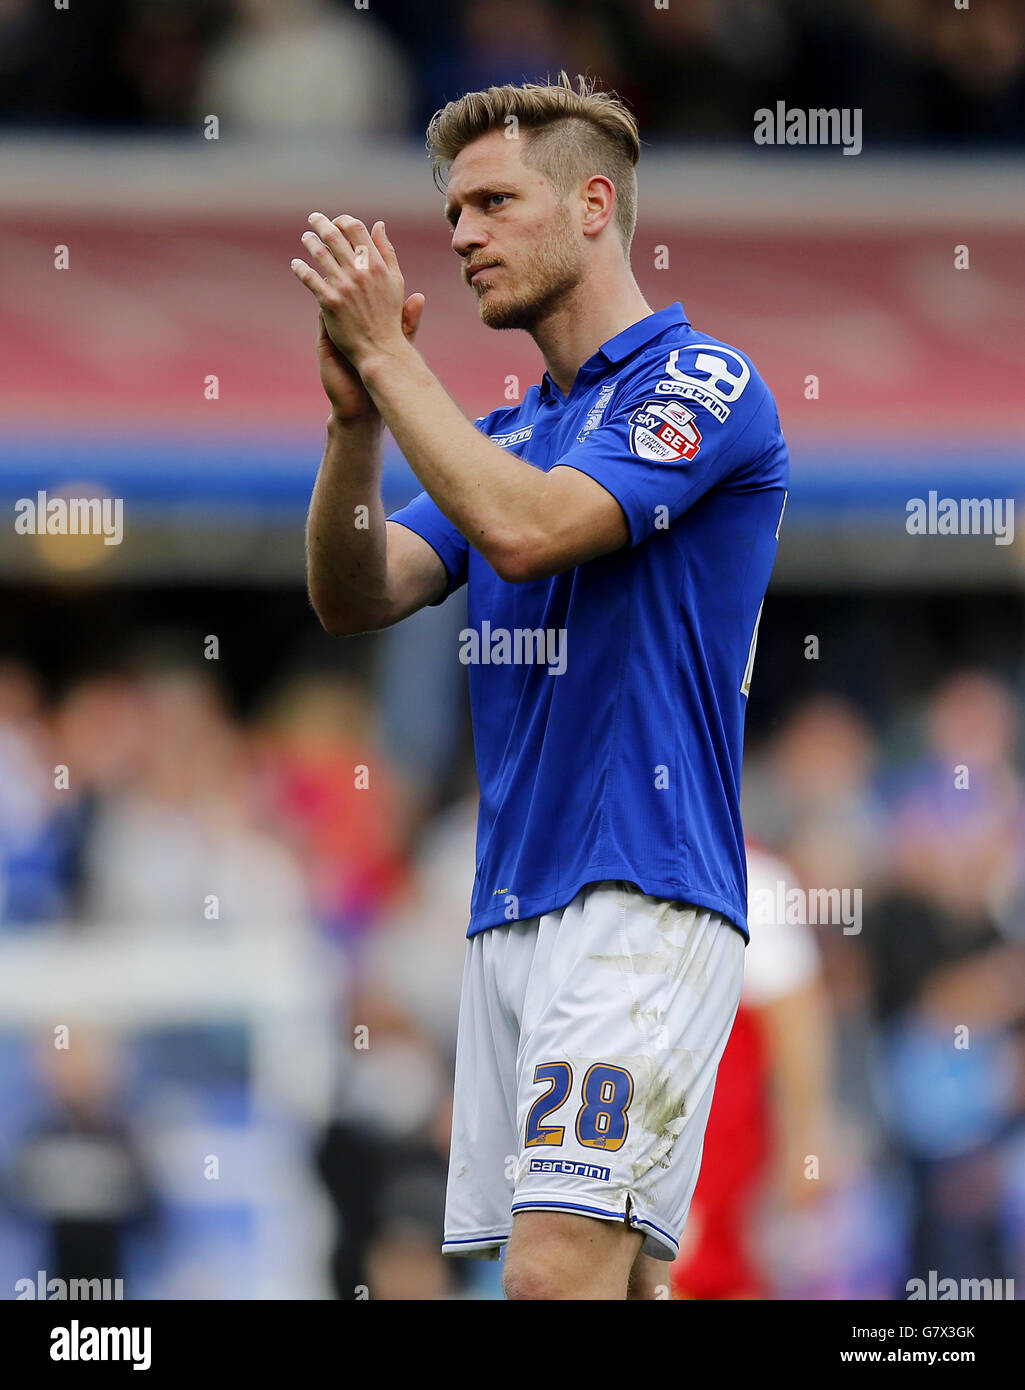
[310,601,351,637]
[490,554,533,586]
[308,589,379,637]
[486,530,547,585]
[315,611,353,638]
[315,609,378,638]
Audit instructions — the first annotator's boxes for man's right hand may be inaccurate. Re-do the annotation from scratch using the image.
[317,285,425,422]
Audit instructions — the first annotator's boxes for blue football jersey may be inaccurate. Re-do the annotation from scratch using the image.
[388,302,789,941]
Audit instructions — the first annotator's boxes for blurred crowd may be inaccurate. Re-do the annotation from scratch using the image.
[741,672,1025,1298]
[0,633,1022,1299]
[0,656,409,947]
[2,0,1024,147]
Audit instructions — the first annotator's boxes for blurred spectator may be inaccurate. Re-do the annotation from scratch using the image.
[80,667,312,940]
[856,671,1025,1293]
[868,0,1025,144]
[6,1032,157,1293]
[456,0,584,97]
[744,693,885,903]
[253,672,409,952]
[118,0,229,127]
[626,0,795,140]
[362,787,478,1054]
[314,1010,466,1299]
[193,0,410,135]
[0,660,64,925]
[883,670,1025,924]
[0,0,229,129]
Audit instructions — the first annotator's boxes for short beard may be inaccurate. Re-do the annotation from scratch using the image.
[476,204,584,332]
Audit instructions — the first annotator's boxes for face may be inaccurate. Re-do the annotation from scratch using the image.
[444,129,587,330]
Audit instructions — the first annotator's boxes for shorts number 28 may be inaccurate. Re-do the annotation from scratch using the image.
[525,1062,634,1152]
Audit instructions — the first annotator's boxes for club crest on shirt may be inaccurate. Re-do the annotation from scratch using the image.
[628,400,702,462]
[576,379,618,442]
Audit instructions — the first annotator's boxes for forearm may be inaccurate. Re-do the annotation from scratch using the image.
[306,411,390,631]
[760,985,834,1201]
[359,339,550,579]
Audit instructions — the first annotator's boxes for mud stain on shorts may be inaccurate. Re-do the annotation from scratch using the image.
[587,926,711,994]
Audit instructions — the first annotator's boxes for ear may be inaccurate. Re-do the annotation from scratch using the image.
[580,174,616,238]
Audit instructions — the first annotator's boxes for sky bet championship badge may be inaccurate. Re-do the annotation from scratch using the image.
[628,399,703,462]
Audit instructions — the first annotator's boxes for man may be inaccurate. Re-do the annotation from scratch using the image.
[292,72,789,1300]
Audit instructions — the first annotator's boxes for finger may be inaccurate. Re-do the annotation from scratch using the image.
[402,292,424,333]
[306,212,356,265]
[402,291,425,340]
[300,227,349,280]
[316,311,347,364]
[329,213,383,268]
[290,256,332,302]
[372,220,400,275]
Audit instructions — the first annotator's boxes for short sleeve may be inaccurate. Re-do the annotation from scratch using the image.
[385,414,496,605]
[387,491,469,605]
[553,350,770,547]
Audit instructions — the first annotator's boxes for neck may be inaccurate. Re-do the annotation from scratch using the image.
[532,271,654,396]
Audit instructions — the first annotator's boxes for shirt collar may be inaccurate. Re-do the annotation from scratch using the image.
[539,302,690,400]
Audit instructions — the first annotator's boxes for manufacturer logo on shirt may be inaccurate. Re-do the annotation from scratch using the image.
[628,400,703,462]
[492,425,534,449]
[653,378,731,423]
[653,344,752,424]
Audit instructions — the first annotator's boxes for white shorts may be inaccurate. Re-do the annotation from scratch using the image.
[442,880,746,1262]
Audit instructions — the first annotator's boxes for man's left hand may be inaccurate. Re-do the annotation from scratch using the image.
[291,213,408,372]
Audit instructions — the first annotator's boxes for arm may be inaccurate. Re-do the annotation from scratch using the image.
[359,339,629,584]
[301,263,444,635]
[306,411,448,635]
[756,980,836,1207]
[292,214,629,585]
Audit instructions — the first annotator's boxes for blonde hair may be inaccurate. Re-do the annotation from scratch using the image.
[426,71,641,253]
